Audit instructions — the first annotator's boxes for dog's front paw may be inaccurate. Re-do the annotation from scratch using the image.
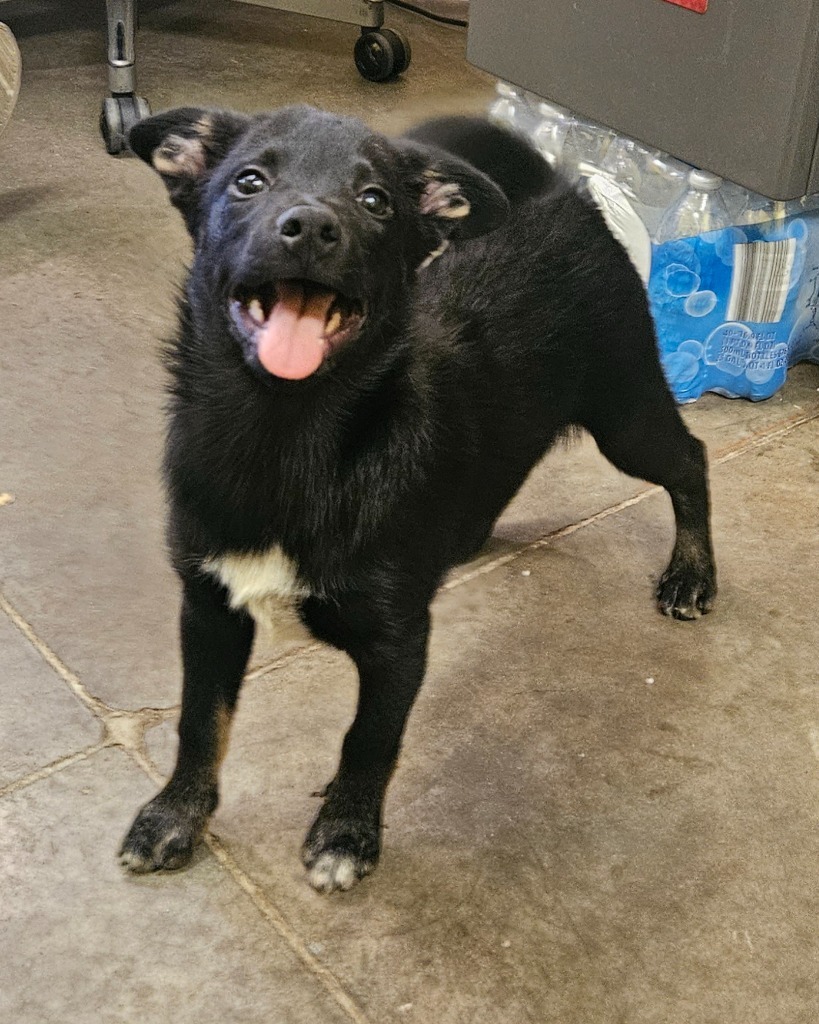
[657,559,716,620]
[302,812,380,894]
[119,789,214,873]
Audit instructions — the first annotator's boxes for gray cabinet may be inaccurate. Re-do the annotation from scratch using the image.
[467,0,819,199]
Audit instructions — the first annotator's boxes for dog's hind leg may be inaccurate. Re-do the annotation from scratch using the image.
[300,592,431,893]
[579,372,717,620]
[119,573,254,872]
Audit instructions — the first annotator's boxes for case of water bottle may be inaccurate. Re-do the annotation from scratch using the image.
[491,83,819,403]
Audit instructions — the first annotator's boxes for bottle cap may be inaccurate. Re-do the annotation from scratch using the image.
[537,101,565,119]
[496,82,520,99]
[688,169,723,191]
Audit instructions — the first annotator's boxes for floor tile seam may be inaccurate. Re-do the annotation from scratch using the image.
[246,407,819,680]
[712,409,819,463]
[0,705,183,800]
[122,744,374,1024]
[0,590,112,721]
[0,592,182,752]
[2,739,370,1023]
[442,487,659,591]
[0,578,310,703]
[0,741,108,800]
[245,642,323,682]
[4,408,816,714]
[443,406,819,592]
[206,835,374,1024]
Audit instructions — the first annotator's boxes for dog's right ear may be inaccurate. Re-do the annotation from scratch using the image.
[394,138,511,244]
[128,108,250,234]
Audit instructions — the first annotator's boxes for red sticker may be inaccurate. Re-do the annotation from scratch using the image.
[664,0,708,11]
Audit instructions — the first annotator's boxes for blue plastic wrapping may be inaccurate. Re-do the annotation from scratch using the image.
[650,214,819,402]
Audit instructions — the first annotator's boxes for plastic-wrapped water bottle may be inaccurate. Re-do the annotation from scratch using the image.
[488,82,536,134]
[488,82,519,126]
[599,138,690,235]
[654,169,731,243]
[531,100,572,168]
[718,180,751,225]
[796,193,819,215]
[636,152,691,208]
[599,135,646,196]
[738,192,783,226]
[560,117,615,183]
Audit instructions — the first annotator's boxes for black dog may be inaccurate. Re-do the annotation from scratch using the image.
[119,105,716,892]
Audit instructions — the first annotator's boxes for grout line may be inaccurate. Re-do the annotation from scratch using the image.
[0,591,111,720]
[0,742,107,799]
[0,591,180,734]
[2,407,815,721]
[124,743,373,1024]
[443,488,658,590]
[127,746,166,786]
[711,410,819,463]
[205,834,374,1024]
[2,407,814,1015]
[443,406,819,591]
[230,406,819,680]
[245,642,323,681]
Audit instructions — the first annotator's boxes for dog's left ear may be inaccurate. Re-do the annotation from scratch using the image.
[398,140,511,241]
[128,107,251,234]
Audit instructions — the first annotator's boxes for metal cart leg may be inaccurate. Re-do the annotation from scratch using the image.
[100,0,151,155]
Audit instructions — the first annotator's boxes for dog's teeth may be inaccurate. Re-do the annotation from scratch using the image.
[248,298,265,324]
[325,311,342,336]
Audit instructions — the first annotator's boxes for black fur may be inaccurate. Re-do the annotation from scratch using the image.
[119,106,716,892]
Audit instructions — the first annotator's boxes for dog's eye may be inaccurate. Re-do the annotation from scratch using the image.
[357,186,392,218]
[232,169,268,197]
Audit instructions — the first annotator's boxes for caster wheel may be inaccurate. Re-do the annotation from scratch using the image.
[354,28,411,82]
[100,94,151,155]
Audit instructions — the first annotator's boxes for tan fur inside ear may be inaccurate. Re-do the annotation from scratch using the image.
[151,133,208,179]
[193,114,214,138]
[420,174,471,220]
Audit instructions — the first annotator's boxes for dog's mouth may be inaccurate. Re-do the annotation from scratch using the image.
[229,279,366,380]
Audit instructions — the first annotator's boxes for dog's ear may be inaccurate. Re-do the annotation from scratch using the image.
[128,107,250,233]
[397,140,511,242]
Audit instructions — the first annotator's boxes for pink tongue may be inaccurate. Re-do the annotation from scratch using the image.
[256,281,336,380]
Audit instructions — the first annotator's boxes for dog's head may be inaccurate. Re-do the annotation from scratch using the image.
[129,105,509,383]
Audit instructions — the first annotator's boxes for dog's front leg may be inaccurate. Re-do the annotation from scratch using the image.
[302,603,430,893]
[119,573,254,872]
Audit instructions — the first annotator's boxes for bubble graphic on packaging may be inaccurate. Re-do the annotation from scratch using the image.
[787,218,808,243]
[653,240,701,274]
[684,290,717,317]
[649,241,702,309]
[664,264,700,297]
[703,322,754,376]
[662,349,700,385]
[678,339,704,358]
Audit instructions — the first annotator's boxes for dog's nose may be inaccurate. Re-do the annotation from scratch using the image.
[276,204,340,256]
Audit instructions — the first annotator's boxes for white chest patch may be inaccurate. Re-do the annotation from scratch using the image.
[203,546,312,642]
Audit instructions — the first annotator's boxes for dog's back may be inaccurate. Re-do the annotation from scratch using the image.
[403,115,557,205]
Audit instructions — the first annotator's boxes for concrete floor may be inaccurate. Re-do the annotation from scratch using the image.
[1,3,818,1022]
